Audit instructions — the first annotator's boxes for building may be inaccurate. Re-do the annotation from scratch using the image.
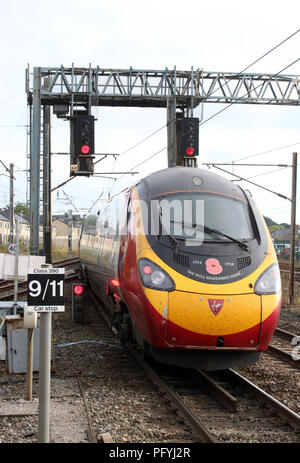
[0,211,81,249]
[0,212,10,245]
[52,215,81,248]
[0,210,31,246]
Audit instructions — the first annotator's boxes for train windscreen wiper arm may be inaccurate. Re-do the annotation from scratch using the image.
[170,220,249,251]
[158,211,179,248]
[194,223,249,251]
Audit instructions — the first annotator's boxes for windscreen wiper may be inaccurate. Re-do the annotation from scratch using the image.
[158,211,178,248]
[170,220,249,251]
[194,223,249,251]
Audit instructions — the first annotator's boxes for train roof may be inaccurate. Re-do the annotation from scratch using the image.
[139,167,246,200]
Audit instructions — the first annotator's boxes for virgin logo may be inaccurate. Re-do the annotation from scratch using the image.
[208,299,224,316]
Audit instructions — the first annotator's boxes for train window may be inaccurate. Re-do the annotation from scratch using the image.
[154,192,254,242]
[118,195,129,236]
[108,200,119,236]
[202,194,253,240]
[127,199,133,232]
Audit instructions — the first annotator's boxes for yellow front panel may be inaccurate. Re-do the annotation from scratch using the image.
[167,291,261,336]
[143,287,168,318]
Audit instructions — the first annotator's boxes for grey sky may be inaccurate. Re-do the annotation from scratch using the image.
[0,0,299,223]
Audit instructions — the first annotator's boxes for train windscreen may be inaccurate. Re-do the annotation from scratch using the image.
[152,192,254,242]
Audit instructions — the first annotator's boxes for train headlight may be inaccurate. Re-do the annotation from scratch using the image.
[138,258,175,291]
[254,264,281,295]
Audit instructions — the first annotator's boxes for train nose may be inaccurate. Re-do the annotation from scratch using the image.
[166,291,262,348]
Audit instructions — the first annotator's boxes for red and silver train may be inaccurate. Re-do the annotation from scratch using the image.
[79,167,282,370]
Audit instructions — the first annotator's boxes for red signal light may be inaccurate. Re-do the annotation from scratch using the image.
[110,279,120,287]
[81,144,90,154]
[73,285,84,295]
[186,147,194,156]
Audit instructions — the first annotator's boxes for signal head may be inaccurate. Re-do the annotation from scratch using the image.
[181,117,199,158]
[186,147,195,156]
[81,144,90,155]
[73,284,84,295]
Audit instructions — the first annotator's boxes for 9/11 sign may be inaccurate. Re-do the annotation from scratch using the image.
[27,268,65,312]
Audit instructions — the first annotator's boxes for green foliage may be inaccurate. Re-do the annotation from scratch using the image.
[14,202,29,216]
[279,222,290,229]
[264,216,293,233]
[263,216,277,227]
[3,201,29,216]
[84,215,97,226]
[269,224,281,233]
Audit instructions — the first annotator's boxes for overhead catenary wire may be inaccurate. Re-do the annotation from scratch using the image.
[209,164,291,201]
[62,190,79,214]
[87,191,104,213]
[111,56,300,193]
[105,32,300,198]
[119,124,167,157]
[49,29,300,204]
[107,27,300,163]
[26,31,299,213]
[244,166,291,180]
[0,125,27,128]
[203,162,291,190]
[0,93,25,103]
[115,146,167,184]
[0,159,16,180]
[198,57,300,128]
[229,141,300,163]
[2,30,300,210]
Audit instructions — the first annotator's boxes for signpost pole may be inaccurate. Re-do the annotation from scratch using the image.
[68,209,72,256]
[38,263,53,443]
[38,311,52,442]
[27,264,65,443]
[13,220,20,315]
[26,328,34,401]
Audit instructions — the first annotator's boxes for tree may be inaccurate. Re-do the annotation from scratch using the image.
[14,202,29,217]
[3,201,29,216]
[85,215,97,226]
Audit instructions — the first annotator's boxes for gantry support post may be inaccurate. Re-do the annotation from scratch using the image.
[167,97,177,167]
[43,105,52,263]
[288,152,298,305]
[30,67,41,256]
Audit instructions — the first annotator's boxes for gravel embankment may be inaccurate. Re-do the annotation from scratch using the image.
[0,290,299,443]
[0,287,193,443]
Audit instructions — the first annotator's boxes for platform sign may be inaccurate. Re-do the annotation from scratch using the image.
[27,268,65,312]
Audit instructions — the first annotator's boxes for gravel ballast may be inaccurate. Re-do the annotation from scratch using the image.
[0,288,299,443]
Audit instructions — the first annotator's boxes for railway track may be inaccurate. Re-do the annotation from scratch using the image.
[2,281,299,443]
[279,262,300,281]
[0,256,81,301]
[90,295,300,443]
[0,285,123,444]
[258,327,300,391]
[52,256,80,269]
[2,262,298,443]
[269,328,300,365]
[128,347,300,443]
[279,262,300,270]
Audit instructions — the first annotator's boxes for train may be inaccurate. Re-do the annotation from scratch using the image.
[79,167,282,370]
